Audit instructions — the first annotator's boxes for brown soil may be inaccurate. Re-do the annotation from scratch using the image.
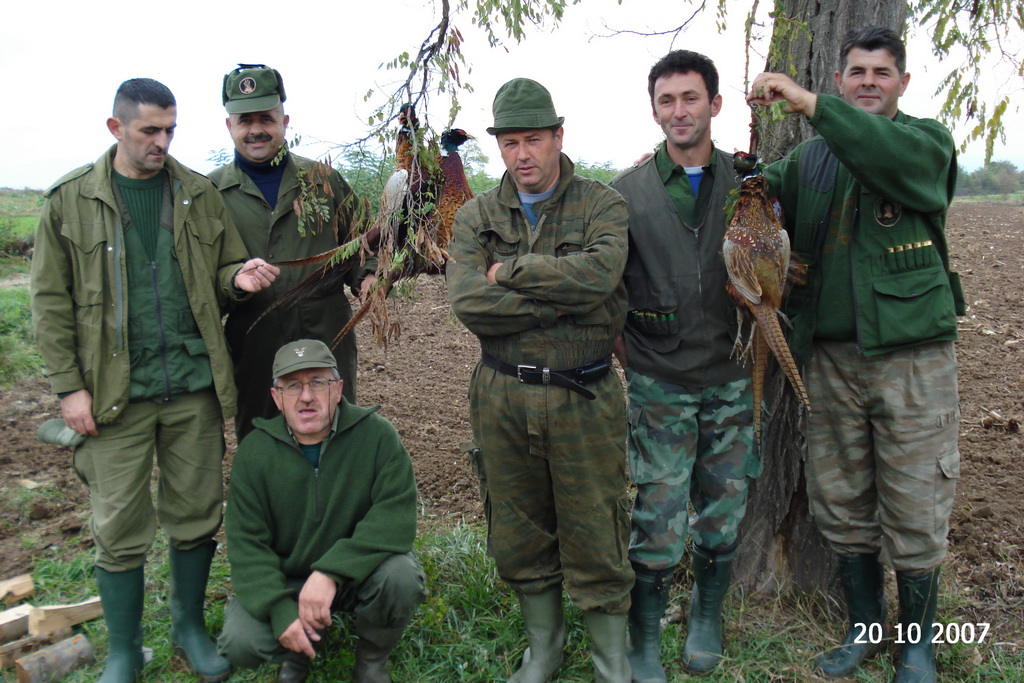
[1,203,1021,638]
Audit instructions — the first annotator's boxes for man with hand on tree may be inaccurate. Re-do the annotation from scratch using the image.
[610,50,757,680]
[30,77,279,683]
[447,77,633,682]
[210,64,376,441]
[748,26,962,683]
[217,339,425,683]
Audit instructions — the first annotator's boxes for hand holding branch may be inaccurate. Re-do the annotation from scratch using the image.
[747,72,818,119]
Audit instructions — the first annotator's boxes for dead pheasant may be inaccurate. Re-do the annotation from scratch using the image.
[249,116,474,348]
[723,151,809,442]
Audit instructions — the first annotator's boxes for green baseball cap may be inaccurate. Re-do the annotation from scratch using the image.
[272,339,337,378]
[222,63,287,114]
[486,78,565,135]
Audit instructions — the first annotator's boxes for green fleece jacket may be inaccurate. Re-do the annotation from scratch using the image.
[224,399,417,638]
[765,95,961,365]
[30,146,250,423]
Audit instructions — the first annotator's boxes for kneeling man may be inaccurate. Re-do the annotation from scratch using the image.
[218,339,426,682]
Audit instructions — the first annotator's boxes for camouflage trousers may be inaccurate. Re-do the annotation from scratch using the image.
[467,363,633,614]
[625,370,757,571]
[805,340,960,572]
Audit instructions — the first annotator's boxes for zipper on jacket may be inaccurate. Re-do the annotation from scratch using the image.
[113,218,125,350]
[150,262,173,400]
[849,199,865,353]
[313,467,322,522]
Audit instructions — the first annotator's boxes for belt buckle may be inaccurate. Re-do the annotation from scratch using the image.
[516,364,537,382]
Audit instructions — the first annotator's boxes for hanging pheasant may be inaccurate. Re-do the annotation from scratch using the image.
[723,151,810,443]
[249,108,474,347]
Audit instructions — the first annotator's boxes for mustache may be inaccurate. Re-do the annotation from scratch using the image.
[244,133,274,144]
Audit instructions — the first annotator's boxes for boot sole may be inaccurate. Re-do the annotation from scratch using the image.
[816,641,887,679]
[173,646,231,683]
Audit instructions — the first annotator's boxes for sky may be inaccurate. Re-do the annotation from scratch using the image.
[1,0,1020,190]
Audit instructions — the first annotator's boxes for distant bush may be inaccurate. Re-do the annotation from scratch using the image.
[0,286,43,387]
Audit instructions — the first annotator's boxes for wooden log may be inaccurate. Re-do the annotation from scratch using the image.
[0,605,33,643]
[0,575,34,606]
[15,634,94,683]
[28,597,102,636]
[0,628,71,668]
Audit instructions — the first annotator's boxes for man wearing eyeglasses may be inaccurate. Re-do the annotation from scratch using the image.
[218,339,425,683]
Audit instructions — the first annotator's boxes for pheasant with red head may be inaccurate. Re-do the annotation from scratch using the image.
[723,151,809,442]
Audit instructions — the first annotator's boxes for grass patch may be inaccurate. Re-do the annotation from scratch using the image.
[0,285,43,387]
[1,525,1020,682]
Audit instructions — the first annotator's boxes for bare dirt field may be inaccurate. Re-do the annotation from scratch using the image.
[1,202,1021,639]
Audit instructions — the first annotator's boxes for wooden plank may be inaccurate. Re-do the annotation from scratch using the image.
[0,628,71,668]
[0,575,34,606]
[0,605,33,644]
[15,634,94,683]
[27,597,102,636]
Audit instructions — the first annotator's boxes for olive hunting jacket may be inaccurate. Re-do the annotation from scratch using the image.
[447,153,628,369]
[30,146,250,424]
[764,95,962,365]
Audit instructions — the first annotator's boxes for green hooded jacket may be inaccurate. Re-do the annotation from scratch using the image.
[30,146,250,423]
[225,400,417,638]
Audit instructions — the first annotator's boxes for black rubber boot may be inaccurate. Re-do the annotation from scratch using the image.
[277,652,311,683]
[95,565,145,683]
[508,587,565,683]
[682,545,734,675]
[627,567,673,682]
[583,610,631,683]
[894,568,940,683]
[169,542,231,682]
[816,552,887,678]
[354,615,406,683]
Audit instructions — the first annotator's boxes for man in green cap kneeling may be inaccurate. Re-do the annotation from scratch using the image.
[447,78,633,682]
[218,339,425,682]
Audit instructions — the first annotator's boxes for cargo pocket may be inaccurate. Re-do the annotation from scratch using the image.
[873,268,957,347]
[182,337,214,393]
[935,449,959,533]
[461,440,490,522]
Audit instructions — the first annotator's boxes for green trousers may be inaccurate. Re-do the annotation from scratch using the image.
[217,553,426,668]
[73,390,224,571]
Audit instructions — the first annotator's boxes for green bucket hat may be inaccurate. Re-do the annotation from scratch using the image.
[222,63,287,114]
[486,78,565,135]
[272,339,337,378]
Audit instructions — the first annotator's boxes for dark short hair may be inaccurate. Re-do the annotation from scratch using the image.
[112,78,176,123]
[840,26,906,74]
[647,50,720,103]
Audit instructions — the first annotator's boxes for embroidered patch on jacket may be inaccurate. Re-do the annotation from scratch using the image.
[874,198,901,227]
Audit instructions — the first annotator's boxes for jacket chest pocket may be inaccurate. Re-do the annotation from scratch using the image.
[61,221,109,306]
[556,230,584,257]
[483,227,520,261]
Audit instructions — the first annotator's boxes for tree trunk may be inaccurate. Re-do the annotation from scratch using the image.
[733,0,907,595]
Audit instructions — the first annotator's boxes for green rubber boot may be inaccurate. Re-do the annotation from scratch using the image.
[627,567,672,683]
[169,542,231,682]
[354,616,406,683]
[583,610,631,683]
[682,546,734,675]
[894,568,940,683]
[816,552,887,678]
[508,588,565,683]
[95,565,145,683]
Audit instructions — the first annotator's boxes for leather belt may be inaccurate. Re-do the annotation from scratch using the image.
[480,353,612,400]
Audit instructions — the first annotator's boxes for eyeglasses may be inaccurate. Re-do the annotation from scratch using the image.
[275,378,337,396]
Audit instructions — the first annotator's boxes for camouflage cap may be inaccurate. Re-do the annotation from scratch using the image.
[272,339,336,378]
[222,64,287,114]
[486,78,564,135]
